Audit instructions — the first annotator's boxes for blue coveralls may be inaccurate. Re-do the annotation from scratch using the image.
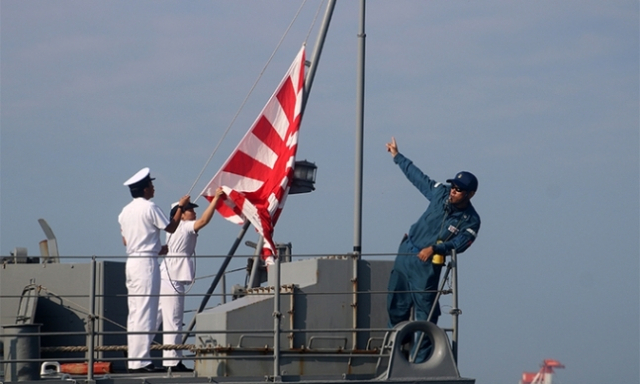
[387,153,481,362]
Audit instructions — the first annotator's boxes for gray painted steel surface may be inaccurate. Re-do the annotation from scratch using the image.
[0,262,129,371]
[0,258,475,383]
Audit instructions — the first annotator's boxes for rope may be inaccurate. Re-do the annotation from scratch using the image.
[305,0,326,44]
[186,0,312,201]
[32,344,382,355]
[38,344,197,353]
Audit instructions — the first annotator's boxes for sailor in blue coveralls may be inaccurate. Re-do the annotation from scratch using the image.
[385,137,481,363]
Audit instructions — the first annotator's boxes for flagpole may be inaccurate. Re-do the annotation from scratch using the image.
[301,0,337,115]
[184,0,338,344]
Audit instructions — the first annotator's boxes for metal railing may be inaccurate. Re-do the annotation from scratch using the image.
[0,251,463,382]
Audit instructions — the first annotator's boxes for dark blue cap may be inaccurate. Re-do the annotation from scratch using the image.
[447,171,478,191]
[170,201,199,218]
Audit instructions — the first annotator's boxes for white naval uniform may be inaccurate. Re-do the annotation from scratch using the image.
[158,220,197,367]
[118,198,169,370]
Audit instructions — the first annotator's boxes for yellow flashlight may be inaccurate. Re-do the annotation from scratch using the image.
[432,240,444,265]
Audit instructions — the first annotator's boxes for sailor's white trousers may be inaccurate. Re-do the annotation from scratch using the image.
[125,254,160,369]
[157,277,187,367]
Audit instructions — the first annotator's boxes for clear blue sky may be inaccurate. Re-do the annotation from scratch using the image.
[2,1,638,383]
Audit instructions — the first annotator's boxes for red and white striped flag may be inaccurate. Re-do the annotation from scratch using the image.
[200,46,306,258]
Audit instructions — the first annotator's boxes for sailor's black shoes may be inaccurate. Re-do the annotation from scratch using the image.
[128,364,165,373]
[166,362,193,372]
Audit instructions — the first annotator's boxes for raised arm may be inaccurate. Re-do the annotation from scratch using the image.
[194,187,225,232]
[165,195,190,233]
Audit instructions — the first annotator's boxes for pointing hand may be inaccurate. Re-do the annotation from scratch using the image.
[386,137,398,157]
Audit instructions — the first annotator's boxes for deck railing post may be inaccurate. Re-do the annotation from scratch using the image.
[272,255,282,381]
[87,256,97,381]
[451,249,459,362]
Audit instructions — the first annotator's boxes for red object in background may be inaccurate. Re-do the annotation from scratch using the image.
[520,359,565,384]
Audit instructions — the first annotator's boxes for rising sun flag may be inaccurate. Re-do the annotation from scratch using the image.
[200,46,306,260]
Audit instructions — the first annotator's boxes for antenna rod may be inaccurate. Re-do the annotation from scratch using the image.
[350,0,367,352]
[353,0,366,257]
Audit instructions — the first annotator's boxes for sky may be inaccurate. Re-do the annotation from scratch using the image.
[1,1,638,383]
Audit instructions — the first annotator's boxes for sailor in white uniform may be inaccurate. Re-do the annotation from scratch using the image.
[118,167,190,373]
[157,187,224,372]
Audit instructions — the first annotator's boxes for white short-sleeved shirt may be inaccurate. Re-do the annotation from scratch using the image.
[118,198,170,255]
[162,220,197,281]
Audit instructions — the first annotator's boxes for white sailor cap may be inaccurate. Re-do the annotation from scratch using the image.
[123,167,155,188]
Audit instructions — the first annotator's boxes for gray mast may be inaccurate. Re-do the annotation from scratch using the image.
[353,0,366,257]
[351,0,366,351]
